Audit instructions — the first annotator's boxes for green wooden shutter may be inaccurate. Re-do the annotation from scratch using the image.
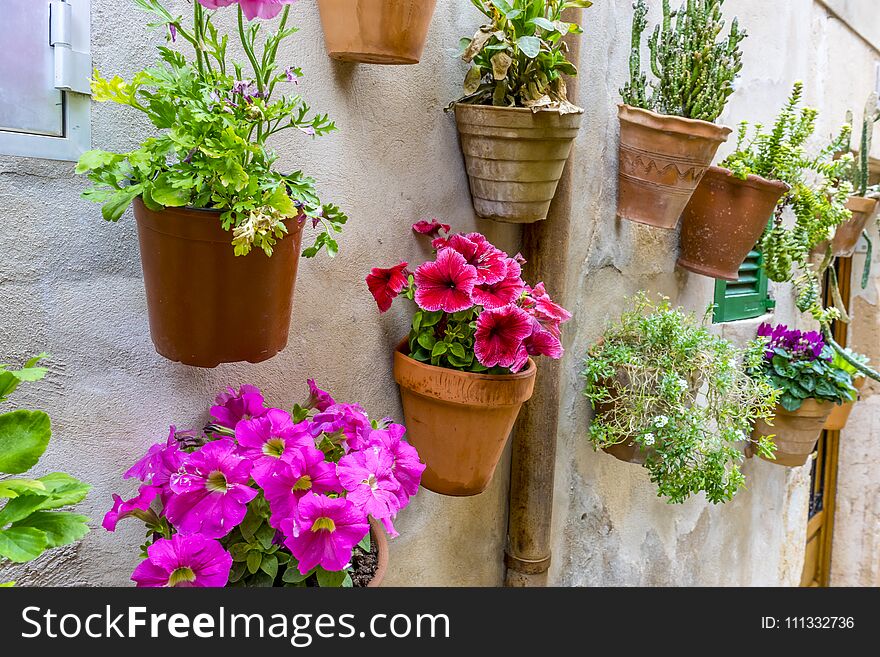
[713,250,775,323]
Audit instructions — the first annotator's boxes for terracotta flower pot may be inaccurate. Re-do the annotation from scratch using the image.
[824,377,865,432]
[316,0,437,65]
[829,196,878,257]
[752,400,833,467]
[133,199,304,368]
[366,518,388,588]
[392,340,537,496]
[617,104,732,229]
[454,103,583,224]
[678,167,790,280]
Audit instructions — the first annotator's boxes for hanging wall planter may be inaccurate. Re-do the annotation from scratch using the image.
[617,106,732,229]
[678,166,790,280]
[454,104,583,224]
[830,196,878,257]
[316,0,437,65]
[134,199,304,368]
[752,401,833,467]
[825,377,866,432]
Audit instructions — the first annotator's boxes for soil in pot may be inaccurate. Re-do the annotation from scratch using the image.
[454,103,583,224]
[133,198,304,368]
[393,339,536,496]
[617,104,732,230]
[678,166,789,280]
[752,400,833,467]
[317,0,437,65]
[825,377,865,432]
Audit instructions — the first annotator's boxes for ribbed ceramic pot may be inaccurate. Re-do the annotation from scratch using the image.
[617,104,732,229]
[133,198,303,368]
[392,339,536,496]
[752,400,833,467]
[454,103,583,224]
[825,377,866,432]
[316,0,437,65]
[678,166,789,280]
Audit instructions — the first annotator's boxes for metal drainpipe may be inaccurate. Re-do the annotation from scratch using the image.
[504,19,583,587]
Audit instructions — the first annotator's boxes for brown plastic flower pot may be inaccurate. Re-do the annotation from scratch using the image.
[752,400,833,467]
[133,199,304,368]
[678,167,790,280]
[392,339,536,496]
[454,103,583,224]
[824,377,865,432]
[366,518,388,588]
[617,104,732,229]
[830,196,878,257]
[316,0,437,65]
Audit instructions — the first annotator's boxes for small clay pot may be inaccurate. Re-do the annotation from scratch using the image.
[824,377,865,432]
[392,339,536,496]
[828,196,878,257]
[366,518,388,588]
[617,105,732,229]
[133,199,303,368]
[454,103,583,224]
[316,0,437,65]
[752,400,833,467]
[678,166,790,280]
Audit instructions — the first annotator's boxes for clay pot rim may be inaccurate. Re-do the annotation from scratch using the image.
[703,165,791,194]
[365,518,388,588]
[454,101,585,117]
[772,399,833,417]
[134,196,305,223]
[394,337,537,382]
[617,103,732,141]
[846,195,879,213]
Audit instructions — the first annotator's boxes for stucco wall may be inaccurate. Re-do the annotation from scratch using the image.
[1,0,878,587]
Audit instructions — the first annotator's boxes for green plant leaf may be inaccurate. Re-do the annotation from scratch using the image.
[32,473,90,510]
[282,565,313,584]
[246,549,262,575]
[0,478,47,499]
[357,533,371,552]
[0,527,48,563]
[315,567,348,588]
[12,512,90,549]
[260,553,278,580]
[0,494,49,526]
[516,36,541,58]
[0,410,51,475]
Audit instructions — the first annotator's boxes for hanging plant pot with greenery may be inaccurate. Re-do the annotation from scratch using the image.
[824,349,869,431]
[76,0,347,368]
[316,0,438,65]
[366,221,571,496]
[617,0,743,229]
[750,324,858,467]
[450,0,590,224]
[582,294,778,504]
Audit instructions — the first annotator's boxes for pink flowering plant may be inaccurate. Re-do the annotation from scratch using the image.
[366,222,571,374]
[77,0,347,258]
[104,382,424,588]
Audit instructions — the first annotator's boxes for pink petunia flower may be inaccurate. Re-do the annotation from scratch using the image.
[210,385,268,429]
[366,262,409,313]
[337,445,401,537]
[439,234,508,285]
[238,0,298,21]
[261,446,341,528]
[474,305,534,371]
[235,408,314,483]
[414,248,479,313]
[102,485,161,532]
[523,282,572,337]
[306,379,336,412]
[412,219,451,238]
[524,324,564,360]
[131,534,232,588]
[124,427,186,504]
[310,403,372,452]
[281,494,370,575]
[471,257,525,309]
[367,424,425,507]
[165,439,258,539]
[196,0,237,9]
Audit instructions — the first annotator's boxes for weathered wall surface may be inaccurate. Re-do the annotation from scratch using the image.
[1,0,878,587]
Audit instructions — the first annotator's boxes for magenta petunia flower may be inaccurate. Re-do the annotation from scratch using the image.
[102,485,160,532]
[441,233,508,285]
[523,323,563,360]
[414,248,478,313]
[238,0,298,21]
[471,257,525,309]
[474,305,534,371]
[367,424,425,506]
[235,408,314,483]
[196,0,237,10]
[281,494,370,575]
[261,446,340,528]
[124,427,186,504]
[306,379,336,412]
[165,439,258,539]
[337,445,401,536]
[310,403,372,452]
[412,219,451,238]
[523,283,572,337]
[131,534,232,588]
[366,262,409,313]
[210,385,268,429]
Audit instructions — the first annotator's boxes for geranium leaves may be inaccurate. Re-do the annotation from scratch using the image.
[0,411,51,475]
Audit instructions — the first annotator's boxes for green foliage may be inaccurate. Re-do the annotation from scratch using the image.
[0,356,90,570]
[77,1,347,258]
[581,294,779,504]
[456,0,591,111]
[753,347,857,412]
[840,93,880,198]
[830,348,869,381]
[621,0,745,122]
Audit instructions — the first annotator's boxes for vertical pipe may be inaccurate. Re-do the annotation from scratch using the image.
[504,18,583,587]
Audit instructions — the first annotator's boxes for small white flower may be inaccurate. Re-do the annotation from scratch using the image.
[643,432,656,446]
[654,415,669,428]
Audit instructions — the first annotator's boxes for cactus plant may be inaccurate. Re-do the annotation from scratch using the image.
[841,93,880,198]
[621,0,745,122]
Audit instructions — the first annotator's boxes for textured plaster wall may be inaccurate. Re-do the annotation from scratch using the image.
[1,0,878,587]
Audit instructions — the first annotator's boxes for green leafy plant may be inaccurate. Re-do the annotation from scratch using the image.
[77,0,347,258]
[830,348,869,383]
[841,92,880,198]
[581,294,778,504]
[455,0,591,111]
[621,0,746,122]
[0,356,90,586]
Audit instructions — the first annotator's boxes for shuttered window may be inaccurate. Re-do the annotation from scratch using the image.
[713,249,775,323]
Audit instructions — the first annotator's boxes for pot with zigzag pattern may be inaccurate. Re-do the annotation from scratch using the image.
[617,104,732,229]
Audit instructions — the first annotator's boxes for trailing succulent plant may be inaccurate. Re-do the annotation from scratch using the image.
[621,0,746,122]
[455,0,592,112]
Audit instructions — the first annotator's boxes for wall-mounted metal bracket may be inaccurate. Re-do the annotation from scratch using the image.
[50,0,92,95]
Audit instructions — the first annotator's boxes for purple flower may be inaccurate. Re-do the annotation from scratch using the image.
[367,424,425,505]
[239,0,298,21]
[306,379,336,412]
[299,126,316,137]
[210,385,267,429]
[285,67,300,84]
[167,23,177,42]
[236,408,314,483]
[131,534,232,588]
[165,439,258,539]
[260,446,340,528]
[337,445,401,537]
[758,323,829,362]
[280,493,369,575]
[310,404,372,452]
[124,427,186,503]
[102,485,160,532]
